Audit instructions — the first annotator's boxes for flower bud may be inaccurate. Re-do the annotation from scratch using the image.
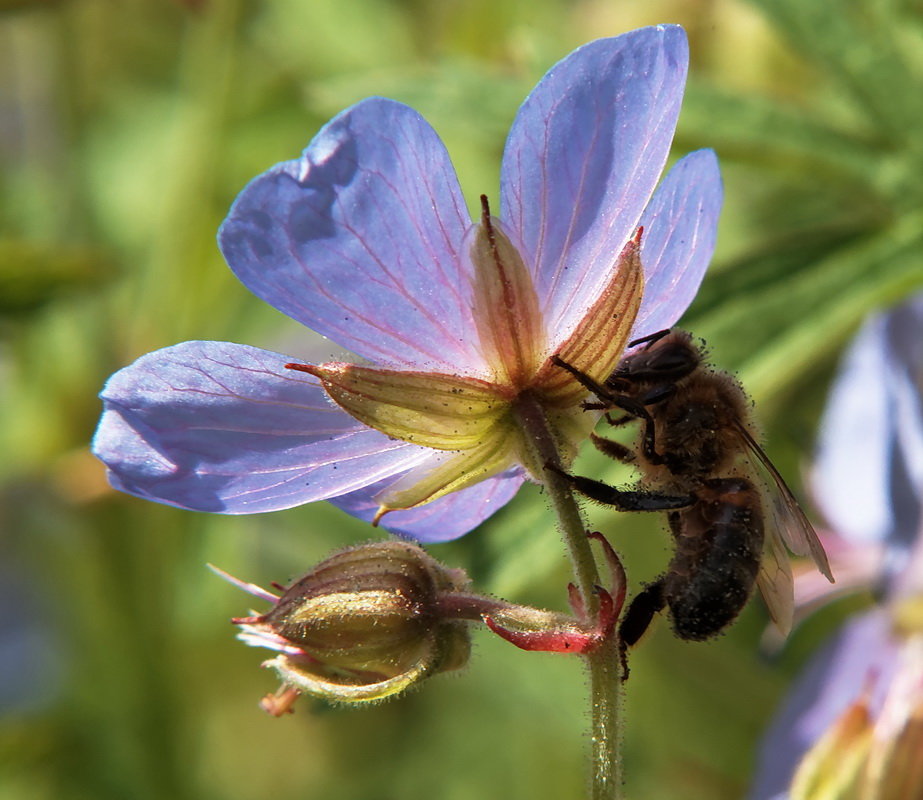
[215,541,473,711]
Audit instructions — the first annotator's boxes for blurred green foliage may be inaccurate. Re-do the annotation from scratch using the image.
[0,0,920,798]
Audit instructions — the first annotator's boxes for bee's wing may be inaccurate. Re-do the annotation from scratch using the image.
[734,421,834,582]
[755,526,794,635]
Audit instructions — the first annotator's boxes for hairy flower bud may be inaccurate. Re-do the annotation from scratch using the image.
[214,541,473,712]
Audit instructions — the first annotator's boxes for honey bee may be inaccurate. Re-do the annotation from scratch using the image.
[550,328,833,646]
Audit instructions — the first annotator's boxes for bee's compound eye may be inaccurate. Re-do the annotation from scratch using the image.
[621,345,698,382]
[649,351,696,376]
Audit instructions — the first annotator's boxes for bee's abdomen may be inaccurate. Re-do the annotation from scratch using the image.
[666,478,764,641]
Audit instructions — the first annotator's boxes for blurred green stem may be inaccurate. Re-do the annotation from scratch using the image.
[513,393,623,800]
[131,0,242,349]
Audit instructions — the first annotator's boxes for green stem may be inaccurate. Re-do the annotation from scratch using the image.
[512,393,623,799]
[435,592,517,620]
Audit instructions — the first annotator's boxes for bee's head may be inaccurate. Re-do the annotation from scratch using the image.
[611,328,701,386]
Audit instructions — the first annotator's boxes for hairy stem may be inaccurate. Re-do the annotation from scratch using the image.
[512,393,623,800]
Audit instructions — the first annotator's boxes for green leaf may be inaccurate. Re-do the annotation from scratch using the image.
[691,214,923,409]
[746,0,923,137]
[680,83,883,185]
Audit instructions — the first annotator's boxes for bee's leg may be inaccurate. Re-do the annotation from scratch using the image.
[549,353,671,465]
[584,404,639,425]
[551,355,667,462]
[619,580,666,647]
[590,432,635,463]
[639,384,676,406]
[612,384,683,467]
[551,355,611,399]
[665,510,683,540]
[551,355,656,436]
[599,395,668,467]
[545,464,692,512]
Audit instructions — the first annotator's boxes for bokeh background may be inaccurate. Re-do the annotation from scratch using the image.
[2,1,922,798]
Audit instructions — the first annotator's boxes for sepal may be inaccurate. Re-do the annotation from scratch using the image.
[483,531,625,655]
[468,198,546,387]
[533,231,644,405]
[287,362,508,450]
[484,587,616,654]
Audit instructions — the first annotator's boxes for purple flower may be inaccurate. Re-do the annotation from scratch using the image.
[750,293,923,799]
[92,25,721,541]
